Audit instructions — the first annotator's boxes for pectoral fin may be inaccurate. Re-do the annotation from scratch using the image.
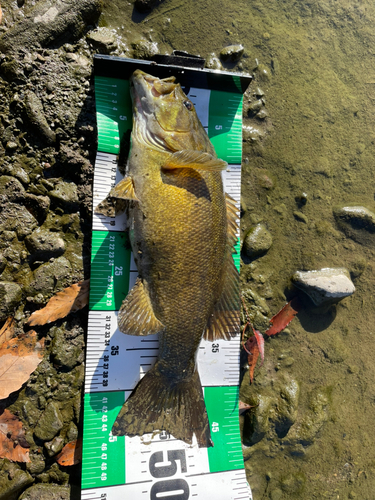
[109,176,139,201]
[118,277,165,336]
[163,150,227,172]
[204,253,240,341]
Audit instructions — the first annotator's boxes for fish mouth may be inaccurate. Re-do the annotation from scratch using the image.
[130,70,178,152]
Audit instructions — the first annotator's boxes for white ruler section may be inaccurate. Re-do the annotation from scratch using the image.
[81,469,250,500]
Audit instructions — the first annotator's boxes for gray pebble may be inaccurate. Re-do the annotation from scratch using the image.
[220,44,244,62]
[292,267,355,306]
[242,223,272,258]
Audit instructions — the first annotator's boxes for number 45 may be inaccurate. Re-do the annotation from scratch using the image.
[212,422,219,433]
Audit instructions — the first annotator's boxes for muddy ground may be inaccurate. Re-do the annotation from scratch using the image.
[0,0,375,499]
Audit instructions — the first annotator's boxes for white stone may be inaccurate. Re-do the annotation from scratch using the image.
[292,268,355,306]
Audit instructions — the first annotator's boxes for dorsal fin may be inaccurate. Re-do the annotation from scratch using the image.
[118,278,165,336]
[225,192,239,249]
[204,253,240,341]
[163,150,227,172]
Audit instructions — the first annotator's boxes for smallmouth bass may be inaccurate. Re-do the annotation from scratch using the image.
[107,70,240,447]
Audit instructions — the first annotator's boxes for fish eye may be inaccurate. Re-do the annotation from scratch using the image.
[183,100,193,111]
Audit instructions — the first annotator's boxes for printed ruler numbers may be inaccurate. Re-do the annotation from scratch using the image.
[82,59,252,500]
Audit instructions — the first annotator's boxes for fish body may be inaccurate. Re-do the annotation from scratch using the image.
[110,70,239,447]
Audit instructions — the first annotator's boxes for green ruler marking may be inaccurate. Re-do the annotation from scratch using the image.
[95,76,132,154]
[206,386,244,473]
[82,392,125,489]
[208,90,243,164]
[233,241,241,272]
[89,231,131,311]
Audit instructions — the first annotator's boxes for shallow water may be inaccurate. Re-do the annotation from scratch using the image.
[101,1,375,498]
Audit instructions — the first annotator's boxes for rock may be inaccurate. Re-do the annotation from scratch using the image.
[24,91,56,145]
[0,0,102,53]
[0,163,30,185]
[25,228,65,262]
[247,99,263,114]
[220,44,244,62]
[0,175,25,202]
[292,268,355,306]
[0,462,33,500]
[29,256,72,296]
[256,109,268,119]
[44,436,64,457]
[293,210,308,223]
[23,194,50,223]
[26,455,45,474]
[284,388,329,449]
[274,377,300,438]
[19,484,70,500]
[86,28,117,54]
[0,282,22,320]
[51,327,84,369]
[0,203,38,239]
[205,54,223,70]
[66,421,79,442]
[334,205,375,245]
[242,223,272,258]
[49,182,79,211]
[0,58,25,82]
[131,37,159,60]
[243,394,272,445]
[34,402,63,441]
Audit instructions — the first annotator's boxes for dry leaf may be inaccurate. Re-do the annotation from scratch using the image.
[0,409,30,462]
[0,317,15,347]
[27,279,90,327]
[0,5,2,25]
[265,297,301,336]
[56,438,82,466]
[0,330,45,400]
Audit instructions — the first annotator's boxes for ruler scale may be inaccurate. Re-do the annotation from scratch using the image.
[82,56,252,500]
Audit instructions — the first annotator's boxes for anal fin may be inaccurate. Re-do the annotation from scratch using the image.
[204,253,240,341]
[118,277,164,336]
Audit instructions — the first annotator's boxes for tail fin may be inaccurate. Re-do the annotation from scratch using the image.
[112,364,213,447]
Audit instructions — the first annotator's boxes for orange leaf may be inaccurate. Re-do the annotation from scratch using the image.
[0,5,2,25]
[56,438,82,466]
[244,336,260,384]
[0,330,45,400]
[27,279,90,327]
[0,317,15,348]
[265,297,301,336]
[0,409,30,462]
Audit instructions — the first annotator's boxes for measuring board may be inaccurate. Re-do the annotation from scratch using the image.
[82,55,252,500]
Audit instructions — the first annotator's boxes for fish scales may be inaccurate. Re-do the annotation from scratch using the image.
[102,70,240,447]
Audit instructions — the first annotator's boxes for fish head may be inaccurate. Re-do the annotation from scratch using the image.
[131,69,214,154]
